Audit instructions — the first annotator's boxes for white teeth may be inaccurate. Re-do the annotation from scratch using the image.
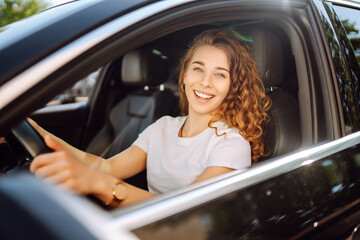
[194,90,214,99]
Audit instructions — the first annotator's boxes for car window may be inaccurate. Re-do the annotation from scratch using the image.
[324,3,360,135]
[333,5,360,68]
[46,68,100,106]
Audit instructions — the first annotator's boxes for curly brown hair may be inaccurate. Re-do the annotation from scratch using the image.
[178,29,271,164]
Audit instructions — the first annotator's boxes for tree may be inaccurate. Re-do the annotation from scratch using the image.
[342,20,360,49]
[0,0,48,28]
[342,19,360,63]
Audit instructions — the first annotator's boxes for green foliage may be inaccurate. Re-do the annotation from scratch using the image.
[0,0,48,28]
[342,19,360,52]
[342,19,359,35]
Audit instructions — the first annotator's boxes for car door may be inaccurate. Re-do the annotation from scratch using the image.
[1,0,360,239]
[121,134,360,239]
[109,0,360,238]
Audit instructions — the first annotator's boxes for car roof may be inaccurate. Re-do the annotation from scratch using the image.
[0,0,149,85]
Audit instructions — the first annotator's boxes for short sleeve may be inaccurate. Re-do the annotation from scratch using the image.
[132,121,156,153]
[206,135,251,170]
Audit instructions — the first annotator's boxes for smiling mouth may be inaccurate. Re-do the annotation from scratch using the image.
[194,90,215,100]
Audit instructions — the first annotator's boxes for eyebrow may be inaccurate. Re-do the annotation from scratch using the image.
[192,61,230,73]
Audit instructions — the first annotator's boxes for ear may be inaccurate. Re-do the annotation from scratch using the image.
[180,72,187,87]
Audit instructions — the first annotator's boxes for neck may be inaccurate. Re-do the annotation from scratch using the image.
[181,111,213,138]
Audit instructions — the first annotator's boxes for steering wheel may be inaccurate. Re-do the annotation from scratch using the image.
[3,120,52,172]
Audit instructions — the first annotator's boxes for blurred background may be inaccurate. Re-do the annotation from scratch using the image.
[0,0,72,28]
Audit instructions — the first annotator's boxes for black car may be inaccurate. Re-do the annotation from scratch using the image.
[1,0,360,239]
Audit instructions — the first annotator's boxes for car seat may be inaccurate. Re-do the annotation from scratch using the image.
[86,49,176,189]
[251,28,301,158]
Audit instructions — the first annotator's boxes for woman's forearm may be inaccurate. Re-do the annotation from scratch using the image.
[28,118,146,180]
[92,170,156,207]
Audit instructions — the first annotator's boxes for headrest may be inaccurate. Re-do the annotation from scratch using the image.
[250,28,284,87]
[121,49,168,87]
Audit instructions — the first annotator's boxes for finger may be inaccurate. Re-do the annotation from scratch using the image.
[32,159,68,179]
[26,118,38,129]
[44,170,71,185]
[30,151,66,172]
[44,135,66,152]
[26,118,47,137]
[30,154,55,172]
[57,179,77,193]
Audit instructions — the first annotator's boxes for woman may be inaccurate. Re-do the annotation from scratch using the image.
[29,29,270,208]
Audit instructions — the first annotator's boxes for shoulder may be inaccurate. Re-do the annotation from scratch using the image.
[206,122,251,169]
[211,121,248,144]
[208,121,250,153]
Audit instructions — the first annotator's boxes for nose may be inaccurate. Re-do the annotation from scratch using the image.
[200,73,212,87]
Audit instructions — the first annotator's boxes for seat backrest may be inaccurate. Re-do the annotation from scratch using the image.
[86,49,176,158]
[250,28,301,158]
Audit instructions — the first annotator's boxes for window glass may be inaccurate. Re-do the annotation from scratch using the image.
[329,4,360,134]
[47,69,100,106]
[333,5,360,68]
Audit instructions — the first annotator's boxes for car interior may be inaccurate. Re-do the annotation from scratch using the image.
[21,20,306,190]
[0,20,307,177]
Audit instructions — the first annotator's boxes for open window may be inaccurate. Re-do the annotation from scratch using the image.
[15,1,331,178]
[22,2,327,192]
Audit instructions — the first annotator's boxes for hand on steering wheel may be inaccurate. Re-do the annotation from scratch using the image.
[11,119,52,158]
[30,135,97,195]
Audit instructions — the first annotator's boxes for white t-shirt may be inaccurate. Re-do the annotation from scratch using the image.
[133,116,251,194]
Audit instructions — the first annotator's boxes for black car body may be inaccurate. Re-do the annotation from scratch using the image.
[0,0,360,239]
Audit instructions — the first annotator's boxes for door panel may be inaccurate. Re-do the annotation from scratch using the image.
[133,143,360,239]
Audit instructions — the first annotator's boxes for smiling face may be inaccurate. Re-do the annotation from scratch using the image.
[183,45,231,117]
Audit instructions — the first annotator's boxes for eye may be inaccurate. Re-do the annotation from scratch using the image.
[216,73,226,78]
[193,67,203,72]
